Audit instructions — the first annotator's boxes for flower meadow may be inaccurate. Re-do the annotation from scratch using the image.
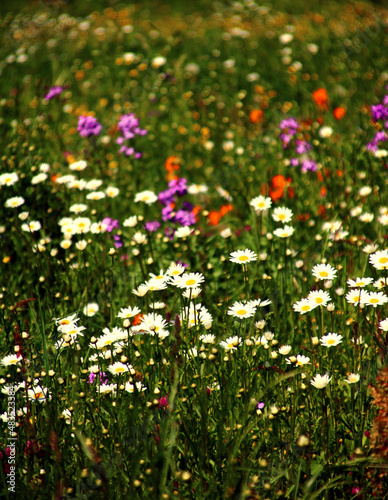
[1,0,388,498]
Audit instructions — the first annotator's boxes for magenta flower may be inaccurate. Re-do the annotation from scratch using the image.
[78,115,102,137]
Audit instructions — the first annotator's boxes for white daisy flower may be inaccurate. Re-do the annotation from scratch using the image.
[307,290,331,307]
[219,335,241,351]
[5,196,25,208]
[345,373,360,384]
[310,373,331,389]
[134,190,158,204]
[272,206,293,223]
[366,292,388,307]
[369,250,388,270]
[347,277,374,288]
[293,298,317,314]
[312,263,337,281]
[227,301,256,319]
[229,249,257,264]
[320,332,343,347]
[250,195,272,212]
[273,225,294,238]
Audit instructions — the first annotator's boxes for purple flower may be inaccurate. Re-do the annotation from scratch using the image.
[78,115,102,137]
[168,177,187,196]
[113,234,123,249]
[257,402,264,410]
[102,217,119,233]
[290,158,299,166]
[301,159,317,173]
[116,113,147,158]
[158,188,176,205]
[162,205,175,222]
[44,86,64,100]
[371,104,388,122]
[295,140,312,154]
[279,117,299,131]
[174,209,196,226]
[144,221,161,232]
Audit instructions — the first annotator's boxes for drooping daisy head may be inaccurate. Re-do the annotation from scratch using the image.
[83,303,99,317]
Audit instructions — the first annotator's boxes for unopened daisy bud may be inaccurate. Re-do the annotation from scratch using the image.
[90,336,97,344]
[327,303,335,311]
[14,345,20,352]
[120,356,128,363]
[57,377,64,384]
[271,351,278,359]
[48,370,55,377]
[123,319,130,328]
[297,435,310,447]
[311,336,319,345]
[270,405,279,415]
[245,339,253,346]
[181,471,191,482]
[108,248,116,255]
[41,371,46,377]
[289,355,297,363]
[22,331,29,338]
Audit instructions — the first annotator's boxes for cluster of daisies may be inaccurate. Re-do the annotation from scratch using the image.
[249,196,295,238]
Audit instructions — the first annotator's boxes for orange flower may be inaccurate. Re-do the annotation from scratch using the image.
[132,313,144,326]
[249,109,264,124]
[207,204,233,226]
[207,211,222,226]
[269,175,291,202]
[164,156,180,181]
[312,88,329,110]
[333,107,346,120]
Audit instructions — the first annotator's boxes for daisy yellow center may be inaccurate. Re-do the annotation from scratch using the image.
[143,196,149,201]
[79,222,86,228]
[327,339,335,345]
[353,296,360,302]
[115,367,125,373]
[238,255,249,261]
[172,270,180,275]
[5,176,12,183]
[315,298,323,304]
[370,298,379,303]
[237,309,247,315]
[278,214,286,220]
[227,343,234,348]
[301,305,310,311]
[186,279,196,286]
[103,340,113,346]
[379,257,388,264]
[68,330,77,336]
[10,359,18,364]
[356,282,364,286]
[258,202,265,208]
[320,271,328,277]
[34,392,43,399]
[61,320,70,325]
